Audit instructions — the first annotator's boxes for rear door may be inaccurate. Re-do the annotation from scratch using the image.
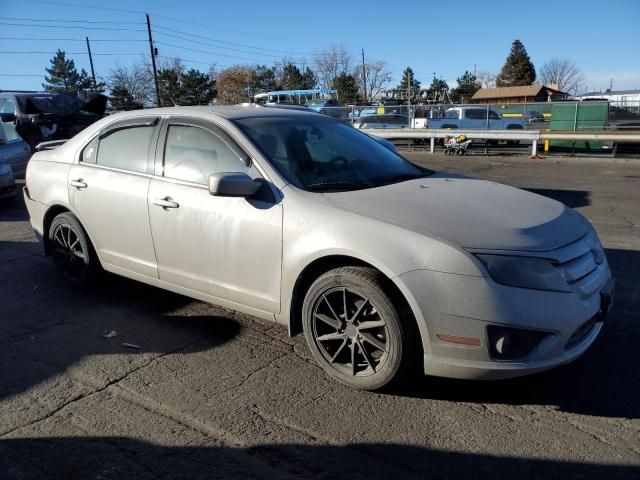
[147,116,283,313]
[68,116,160,278]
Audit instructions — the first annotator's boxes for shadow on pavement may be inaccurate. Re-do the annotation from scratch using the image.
[392,247,640,420]
[1,437,637,480]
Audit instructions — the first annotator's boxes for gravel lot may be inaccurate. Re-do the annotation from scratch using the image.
[1,153,639,479]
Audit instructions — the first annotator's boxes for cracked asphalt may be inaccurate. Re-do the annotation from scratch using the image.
[1,153,639,479]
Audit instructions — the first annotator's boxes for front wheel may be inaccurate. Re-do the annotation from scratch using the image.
[302,266,416,390]
[49,212,99,289]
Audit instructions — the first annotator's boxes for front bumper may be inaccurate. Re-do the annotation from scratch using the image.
[397,259,614,380]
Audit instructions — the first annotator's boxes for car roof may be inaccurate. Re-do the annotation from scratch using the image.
[106,105,321,121]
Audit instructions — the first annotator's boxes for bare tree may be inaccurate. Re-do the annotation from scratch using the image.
[353,60,392,101]
[108,61,155,107]
[476,70,497,89]
[216,66,253,104]
[540,58,585,95]
[314,45,353,90]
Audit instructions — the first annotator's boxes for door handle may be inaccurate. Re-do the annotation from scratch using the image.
[153,197,180,209]
[70,179,88,189]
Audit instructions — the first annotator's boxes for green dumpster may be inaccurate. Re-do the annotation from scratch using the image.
[549,102,607,150]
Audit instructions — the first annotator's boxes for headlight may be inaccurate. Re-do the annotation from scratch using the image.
[475,254,571,293]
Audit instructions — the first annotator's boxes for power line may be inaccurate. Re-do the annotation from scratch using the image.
[0,36,147,42]
[153,25,312,56]
[0,74,44,77]
[154,41,305,64]
[21,0,318,44]
[0,50,147,56]
[0,21,145,31]
[0,16,142,25]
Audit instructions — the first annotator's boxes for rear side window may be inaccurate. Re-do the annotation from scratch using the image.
[163,125,248,184]
[465,109,486,119]
[95,126,154,173]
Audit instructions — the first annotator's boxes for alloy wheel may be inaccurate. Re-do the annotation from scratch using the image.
[311,286,389,377]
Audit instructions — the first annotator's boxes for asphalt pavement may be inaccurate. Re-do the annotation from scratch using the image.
[1,153,639,479]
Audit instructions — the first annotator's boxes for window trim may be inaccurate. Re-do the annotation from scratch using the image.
[78,116,160,175]
[158,116,253,185]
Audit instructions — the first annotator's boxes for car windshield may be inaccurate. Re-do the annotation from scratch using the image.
[234,115,434,191]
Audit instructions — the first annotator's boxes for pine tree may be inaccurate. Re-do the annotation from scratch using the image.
[250,65,278,93]
[109,84,143,111]
[451,71,481,103]
[396,67,421,99]
[332,73,359,104]
[42,50,81,93]
[157,68,181,106]
[301,67,317,90]
[496,40,536,87]
[179,68,214,105]
[280,63,305,90]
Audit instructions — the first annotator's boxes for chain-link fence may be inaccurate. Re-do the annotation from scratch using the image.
[301,101,640,157]
[308,101,640,131]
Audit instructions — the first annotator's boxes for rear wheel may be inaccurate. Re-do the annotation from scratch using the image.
[49,212,99,289]
[302,266,416,390]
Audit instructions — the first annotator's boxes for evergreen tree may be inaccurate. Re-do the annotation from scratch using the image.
[280,63,305,90]
[301,67,317,90]
[179,68,214,105]
[496,39,536,87]
[396,67,421,99]
[157,68,181,106]
[332,73,359,104]
[109,84,143,111]
[42,50,81,93]
[250,65,278,93]
[451,71,481,103]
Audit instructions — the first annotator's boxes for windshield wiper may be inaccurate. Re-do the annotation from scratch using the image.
[305,180,372,191]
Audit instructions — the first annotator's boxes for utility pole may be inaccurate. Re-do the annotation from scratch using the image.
[361,48,367,103]
[146,14,161,107]
[85,37,96,90]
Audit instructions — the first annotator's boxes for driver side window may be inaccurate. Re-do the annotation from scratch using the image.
[163,124,249,185]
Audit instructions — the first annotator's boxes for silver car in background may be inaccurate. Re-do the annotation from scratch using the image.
[24,106,614,390]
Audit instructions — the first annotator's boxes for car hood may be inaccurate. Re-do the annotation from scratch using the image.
[323,174,589,251]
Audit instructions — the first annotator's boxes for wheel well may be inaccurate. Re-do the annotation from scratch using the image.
[506,124,523,129]
[288,255,414,337]
[42,205,71,255]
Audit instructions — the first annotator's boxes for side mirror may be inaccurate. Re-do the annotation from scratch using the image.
[208,172,261,198]
[0,113,16,123]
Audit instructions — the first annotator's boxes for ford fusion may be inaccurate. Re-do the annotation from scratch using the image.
[24,106,614,390]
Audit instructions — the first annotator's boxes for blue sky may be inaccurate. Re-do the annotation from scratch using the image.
[1,0,639,92]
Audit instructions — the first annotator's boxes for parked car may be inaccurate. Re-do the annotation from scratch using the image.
[24,106,614,390]
[423,107,526,130]
[0,115,31,178]
[0,155,17,202]
[0,91,107,150]
[353,114,409,129]
[305,98,346,119]
[522,110,546,125]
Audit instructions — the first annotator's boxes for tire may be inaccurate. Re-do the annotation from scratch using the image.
[302,266,417,390]
[48,212,99,289]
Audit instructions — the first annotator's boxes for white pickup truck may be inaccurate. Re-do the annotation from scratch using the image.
[414,106,527,130]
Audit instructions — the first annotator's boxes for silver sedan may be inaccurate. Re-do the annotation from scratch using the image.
[23,106,614,390]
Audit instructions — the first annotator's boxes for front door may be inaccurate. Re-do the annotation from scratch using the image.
[148,118,282,314]
[68,118,159,278]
